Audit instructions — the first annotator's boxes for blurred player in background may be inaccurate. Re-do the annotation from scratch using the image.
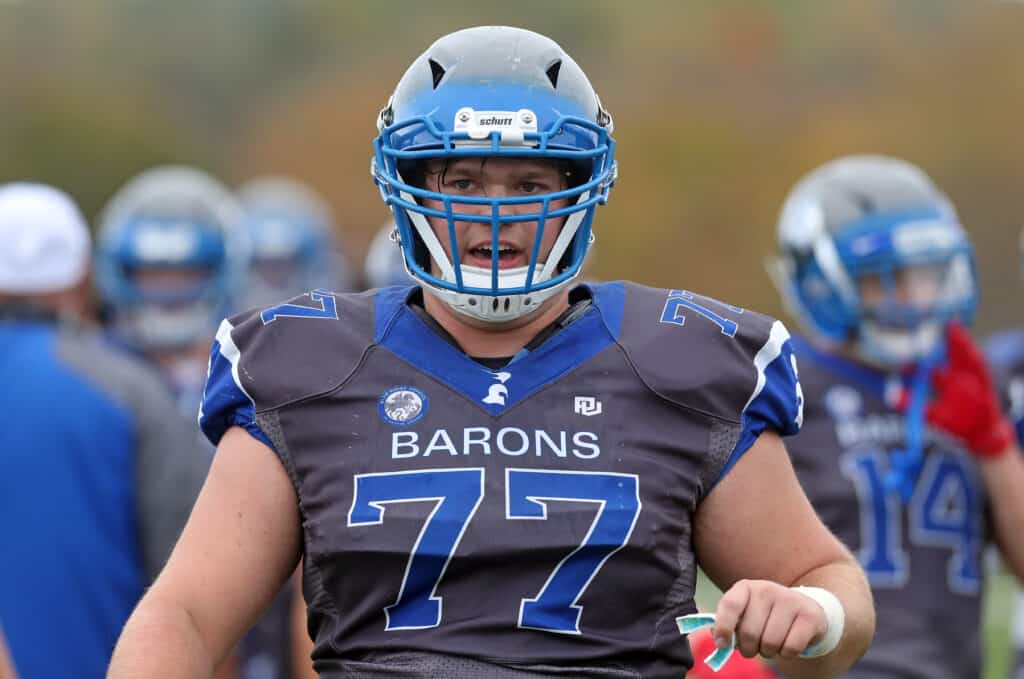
[110,25,874,678]
[95,165,249,417]
[237,176,348,679]
[0,183,208,678]
[97,167,319,679]
[363,219,413,290]
[982,227,1024,679]
[768,154,1024,679]
[237,176,354,310]
[94,166,249,678]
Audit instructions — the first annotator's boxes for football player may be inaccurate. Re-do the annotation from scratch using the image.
[109,26,874,678]
[95,165,249,417]
[97,168,315,679]
[768,154,1024,678]
[237,176,354,310]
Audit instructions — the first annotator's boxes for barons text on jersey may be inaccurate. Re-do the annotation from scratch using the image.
[199,282,802,679]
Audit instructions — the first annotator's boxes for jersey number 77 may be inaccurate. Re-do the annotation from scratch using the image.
[347,467,641,634]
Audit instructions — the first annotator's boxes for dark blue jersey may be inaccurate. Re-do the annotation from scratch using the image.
[199,283,802,679]
[787,336,989,679]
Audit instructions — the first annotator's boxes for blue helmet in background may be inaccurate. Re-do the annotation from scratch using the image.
[372,25,616,323]
[237,176,352,310]
[769,154,977,367]
[363,220,413,290]
[95,166,248,352]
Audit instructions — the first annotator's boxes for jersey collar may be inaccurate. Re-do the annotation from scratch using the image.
[374,282,624,415]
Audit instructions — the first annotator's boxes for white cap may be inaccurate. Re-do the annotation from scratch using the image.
[0,183,91,294]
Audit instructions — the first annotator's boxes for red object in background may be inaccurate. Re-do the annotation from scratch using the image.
[927,322,1014,458]
[687,629,778,678]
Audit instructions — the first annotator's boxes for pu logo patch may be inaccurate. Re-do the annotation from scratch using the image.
[574,396,603,417]
[482,372,511,406]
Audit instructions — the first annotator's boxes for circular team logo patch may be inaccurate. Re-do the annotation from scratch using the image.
[379,386,428,426]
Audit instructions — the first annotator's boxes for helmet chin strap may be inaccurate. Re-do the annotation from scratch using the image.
[396,185,590,324]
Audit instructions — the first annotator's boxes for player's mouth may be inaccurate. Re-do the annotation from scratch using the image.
[464,242,526,269]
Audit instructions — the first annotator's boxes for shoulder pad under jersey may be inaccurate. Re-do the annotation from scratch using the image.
[614,282,803,434]
[199,288,377,447]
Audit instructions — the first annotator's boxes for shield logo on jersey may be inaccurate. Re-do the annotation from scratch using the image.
[482,371,511,406]
[379,386,428,426]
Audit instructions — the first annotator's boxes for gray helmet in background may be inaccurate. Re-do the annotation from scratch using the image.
[768,154,976,367]
[237,176,353,309]
[95,165,248,352]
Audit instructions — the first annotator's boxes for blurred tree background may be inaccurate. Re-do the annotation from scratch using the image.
[1,0,1022,333]
[2,1,1022,675]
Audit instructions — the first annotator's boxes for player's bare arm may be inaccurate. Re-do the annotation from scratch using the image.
[0,626,16,679]
[979,449,1024,580]
[108,427,302,679]
[694,431,875,679]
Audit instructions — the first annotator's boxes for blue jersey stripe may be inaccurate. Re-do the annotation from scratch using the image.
[199,319,274,450]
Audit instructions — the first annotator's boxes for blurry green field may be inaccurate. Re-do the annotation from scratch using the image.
[694,568,1016,678]
[983,570,1014,679]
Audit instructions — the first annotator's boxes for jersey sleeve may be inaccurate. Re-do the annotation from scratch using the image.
[198,316,275,451]
[713,319,804,487]
[198,289,379,452]
[614,283,804,494]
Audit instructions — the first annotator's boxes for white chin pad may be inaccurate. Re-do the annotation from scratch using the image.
[452,263,548,291]
[423,268,577,324]
[859,319,942,366]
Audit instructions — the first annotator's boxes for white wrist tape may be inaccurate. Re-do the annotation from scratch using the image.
[790,586,845,658]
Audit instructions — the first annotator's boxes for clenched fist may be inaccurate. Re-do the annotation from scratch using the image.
[713,580,829,659]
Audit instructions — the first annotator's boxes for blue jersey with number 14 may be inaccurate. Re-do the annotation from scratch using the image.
[198,282,802,679]
[787,336,988,679]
